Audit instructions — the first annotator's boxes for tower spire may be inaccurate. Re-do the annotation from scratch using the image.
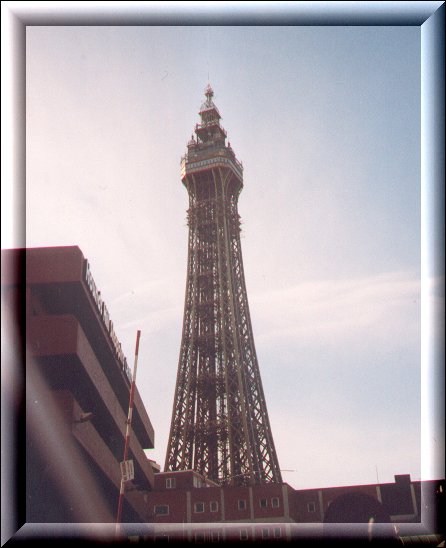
[166,87,282,487]
[204,82,213,98]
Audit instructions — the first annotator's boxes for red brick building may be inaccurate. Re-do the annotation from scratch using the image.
[2,245,157,523]
[149,470,294,523]
[145,470,444,542]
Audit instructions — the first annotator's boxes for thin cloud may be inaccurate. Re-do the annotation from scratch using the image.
[251,271,420,347]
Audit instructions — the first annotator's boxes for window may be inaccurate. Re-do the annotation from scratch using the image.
[210,501,219,512]
[238,499,246,510]
[307,501,316,513]
[261,529,269,539]
[154,505,169,516]
[165,477,176,489]
[194,532,205,543]
[259,498,268,509]
[274,528,282,539]
[271,497,280,508]
[240,529,248,541]
[194,502,205,513]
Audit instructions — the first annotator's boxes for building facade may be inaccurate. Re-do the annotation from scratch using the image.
[2,245,157,523]
[149,470,294,524]
[145,470,444,542]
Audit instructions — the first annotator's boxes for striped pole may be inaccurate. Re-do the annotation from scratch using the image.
[116,330,141,535]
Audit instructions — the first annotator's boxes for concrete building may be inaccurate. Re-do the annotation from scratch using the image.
[2,245,156,523]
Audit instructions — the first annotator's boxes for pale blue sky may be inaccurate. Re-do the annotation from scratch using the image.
[26,24,423,489]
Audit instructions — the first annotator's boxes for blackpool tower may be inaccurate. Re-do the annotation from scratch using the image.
[165,85,282,487]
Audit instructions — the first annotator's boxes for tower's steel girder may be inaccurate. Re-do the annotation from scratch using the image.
[165,86,282,487]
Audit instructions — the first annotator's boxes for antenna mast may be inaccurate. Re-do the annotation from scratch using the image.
[116,330,142,534]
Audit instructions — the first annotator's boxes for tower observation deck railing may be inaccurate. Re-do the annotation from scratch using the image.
[181,152,243,180]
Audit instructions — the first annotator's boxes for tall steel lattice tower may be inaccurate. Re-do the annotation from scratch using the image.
[165,85,282,487]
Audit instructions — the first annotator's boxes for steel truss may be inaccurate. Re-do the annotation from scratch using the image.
[165,87,282,487]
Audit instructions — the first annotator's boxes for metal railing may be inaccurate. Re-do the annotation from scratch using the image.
[181,155,243,179]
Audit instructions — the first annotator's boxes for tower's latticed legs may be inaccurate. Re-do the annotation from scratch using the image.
[165,86,282,486]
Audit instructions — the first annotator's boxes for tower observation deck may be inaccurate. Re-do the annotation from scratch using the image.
[165,85,282,487]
